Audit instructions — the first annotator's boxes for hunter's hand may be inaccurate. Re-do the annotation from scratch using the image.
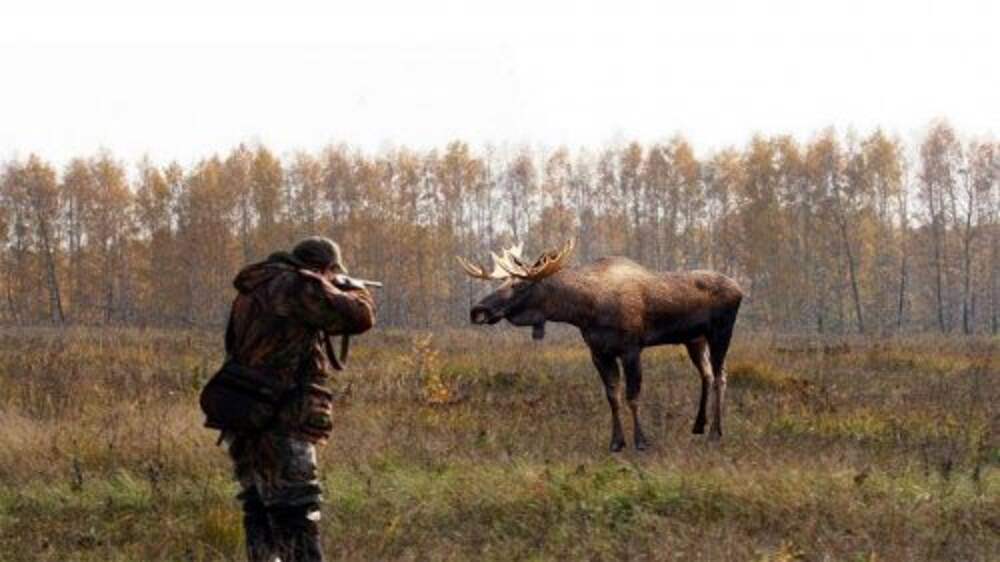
[350,286,376,312]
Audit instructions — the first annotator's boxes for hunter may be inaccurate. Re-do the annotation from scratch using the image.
[204,237,375,562]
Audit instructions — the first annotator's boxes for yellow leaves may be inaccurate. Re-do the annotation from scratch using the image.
[403,334,456,406]
[422,373,453,406]
[757,541,806,562]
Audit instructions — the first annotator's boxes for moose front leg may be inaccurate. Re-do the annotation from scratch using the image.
[591,350,626,452]
[621,349,649,450]
[707,314,736,441]
[685,338,712,435]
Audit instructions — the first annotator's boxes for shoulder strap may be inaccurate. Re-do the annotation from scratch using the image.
[322,331,349,371]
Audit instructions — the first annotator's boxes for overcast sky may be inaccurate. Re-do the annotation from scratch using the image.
[1,0,997,166]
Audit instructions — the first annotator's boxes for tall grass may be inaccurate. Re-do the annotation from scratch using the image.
[0,328,996,560]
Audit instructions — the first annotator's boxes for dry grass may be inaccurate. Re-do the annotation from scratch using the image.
[0,327,996,561]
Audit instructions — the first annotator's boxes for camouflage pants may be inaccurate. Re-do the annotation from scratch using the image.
[224,431,323,509]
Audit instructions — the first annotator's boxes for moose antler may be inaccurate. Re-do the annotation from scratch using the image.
[456,255,509,280]
[457,242,524,281]
[460,240,574,282]
[517,239,574,281]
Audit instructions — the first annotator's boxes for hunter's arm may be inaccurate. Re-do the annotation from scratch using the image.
[297,272,376,335]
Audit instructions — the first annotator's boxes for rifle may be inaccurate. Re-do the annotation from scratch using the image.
[324,273,381,371]
[331,274,383,291]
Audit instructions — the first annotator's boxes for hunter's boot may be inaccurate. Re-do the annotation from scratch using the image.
[270,504,325,562]
[239,490,276,562]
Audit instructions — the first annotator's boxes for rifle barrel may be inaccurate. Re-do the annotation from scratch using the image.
[332,274,383,290]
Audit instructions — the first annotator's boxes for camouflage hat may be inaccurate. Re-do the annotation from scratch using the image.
[292,236,346,273]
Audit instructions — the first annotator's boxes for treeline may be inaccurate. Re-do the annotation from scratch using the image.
[1,120,997,334]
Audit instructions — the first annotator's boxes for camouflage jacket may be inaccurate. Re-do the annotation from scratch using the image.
[224,258,375,435]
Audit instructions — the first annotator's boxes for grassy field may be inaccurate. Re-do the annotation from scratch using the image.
[0,327,996,561]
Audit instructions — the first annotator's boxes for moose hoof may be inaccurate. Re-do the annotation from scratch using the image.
[609,439,626,453]
[692,423,706,435]
[635,437,650,451]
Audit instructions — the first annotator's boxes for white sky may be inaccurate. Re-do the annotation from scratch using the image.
[1,0,997,167]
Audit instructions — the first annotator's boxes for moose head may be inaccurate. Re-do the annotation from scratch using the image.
[457,240,575,340]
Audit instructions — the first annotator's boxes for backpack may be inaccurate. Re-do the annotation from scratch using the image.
[199,360,289,432]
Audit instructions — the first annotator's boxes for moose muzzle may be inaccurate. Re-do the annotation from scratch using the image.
[470,305,503,325]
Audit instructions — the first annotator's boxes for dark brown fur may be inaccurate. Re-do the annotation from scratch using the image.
[470,256,743,450]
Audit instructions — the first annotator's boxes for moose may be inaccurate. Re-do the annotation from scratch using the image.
[458,240,743,451]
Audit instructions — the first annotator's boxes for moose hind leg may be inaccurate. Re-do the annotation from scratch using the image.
[685,338,712,434]
[621,350,649,450]
[707,314,736,440]
[591,350,626,452]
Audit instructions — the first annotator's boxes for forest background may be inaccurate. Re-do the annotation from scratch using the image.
[2,120,996,335]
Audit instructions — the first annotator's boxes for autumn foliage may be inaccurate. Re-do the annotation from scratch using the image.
[1,120,997,334]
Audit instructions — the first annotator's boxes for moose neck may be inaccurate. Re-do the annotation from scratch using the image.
[536,269,594,328]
